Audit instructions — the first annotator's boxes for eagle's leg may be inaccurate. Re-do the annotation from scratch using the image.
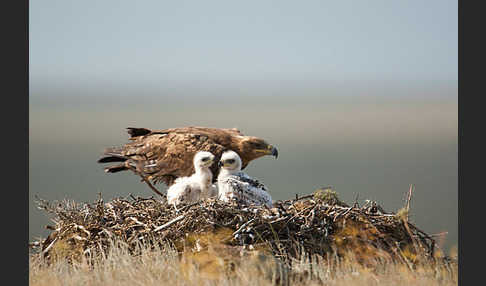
[140,176,166,198]
[125,165,166,198]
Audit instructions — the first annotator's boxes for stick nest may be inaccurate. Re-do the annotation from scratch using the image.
[30,189,442,267]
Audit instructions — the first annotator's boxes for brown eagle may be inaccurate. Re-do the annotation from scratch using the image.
[97,126,278,195]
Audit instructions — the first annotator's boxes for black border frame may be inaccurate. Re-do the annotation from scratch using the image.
[4,0,29,284]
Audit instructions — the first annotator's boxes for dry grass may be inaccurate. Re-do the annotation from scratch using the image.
[29,237,457,286]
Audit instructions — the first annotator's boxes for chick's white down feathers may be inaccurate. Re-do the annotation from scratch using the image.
[166,151,217,206]
[217,150,272,207]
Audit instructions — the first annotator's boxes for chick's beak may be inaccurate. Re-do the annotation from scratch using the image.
[218,161,223,168]
[205,158,214,167]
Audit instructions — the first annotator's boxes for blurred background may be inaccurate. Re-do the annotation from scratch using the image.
[30,1,457,251]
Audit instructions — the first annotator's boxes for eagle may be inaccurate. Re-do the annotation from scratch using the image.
[97,126,278,195]
[166,151,217,206]
[217,150,273,208]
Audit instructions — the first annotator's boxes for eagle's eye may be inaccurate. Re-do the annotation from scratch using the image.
[251,141,265,148]
[227,159,235,164]
[202,157,210,162]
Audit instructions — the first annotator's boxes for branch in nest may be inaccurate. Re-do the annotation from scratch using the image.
[153,215,185,232]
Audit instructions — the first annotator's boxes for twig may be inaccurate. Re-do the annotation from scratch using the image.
[405,184,414,213]
[42,237,58,255]
[402,219,421,260]
[269,216,289,225]
[153,215,184,232]
[129,217,147,227]
[283,194,314,204]
[353,193,360,208]
[178,201,200,213]
[340,207,354,220]
[233,218,256,237]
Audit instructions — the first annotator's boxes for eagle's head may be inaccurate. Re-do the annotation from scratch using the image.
[238,136,278,162]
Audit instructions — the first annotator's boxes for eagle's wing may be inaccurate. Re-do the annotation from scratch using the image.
[98,127,228,186]
[222,172,273,207]
[155,126,244,137]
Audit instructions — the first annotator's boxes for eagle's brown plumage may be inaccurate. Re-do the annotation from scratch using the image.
[98,126,278,187]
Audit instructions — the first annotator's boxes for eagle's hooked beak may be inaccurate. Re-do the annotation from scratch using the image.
[254,144,279,159]
[268,145,278,159]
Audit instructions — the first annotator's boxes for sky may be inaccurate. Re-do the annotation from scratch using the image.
[30,0,457,90]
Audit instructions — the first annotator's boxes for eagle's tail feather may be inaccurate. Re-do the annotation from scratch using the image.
[127,127,152,138]
[97,156,127,163]
[97,146,128,163]
[98,148,127,163]
[104,164,128,173]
